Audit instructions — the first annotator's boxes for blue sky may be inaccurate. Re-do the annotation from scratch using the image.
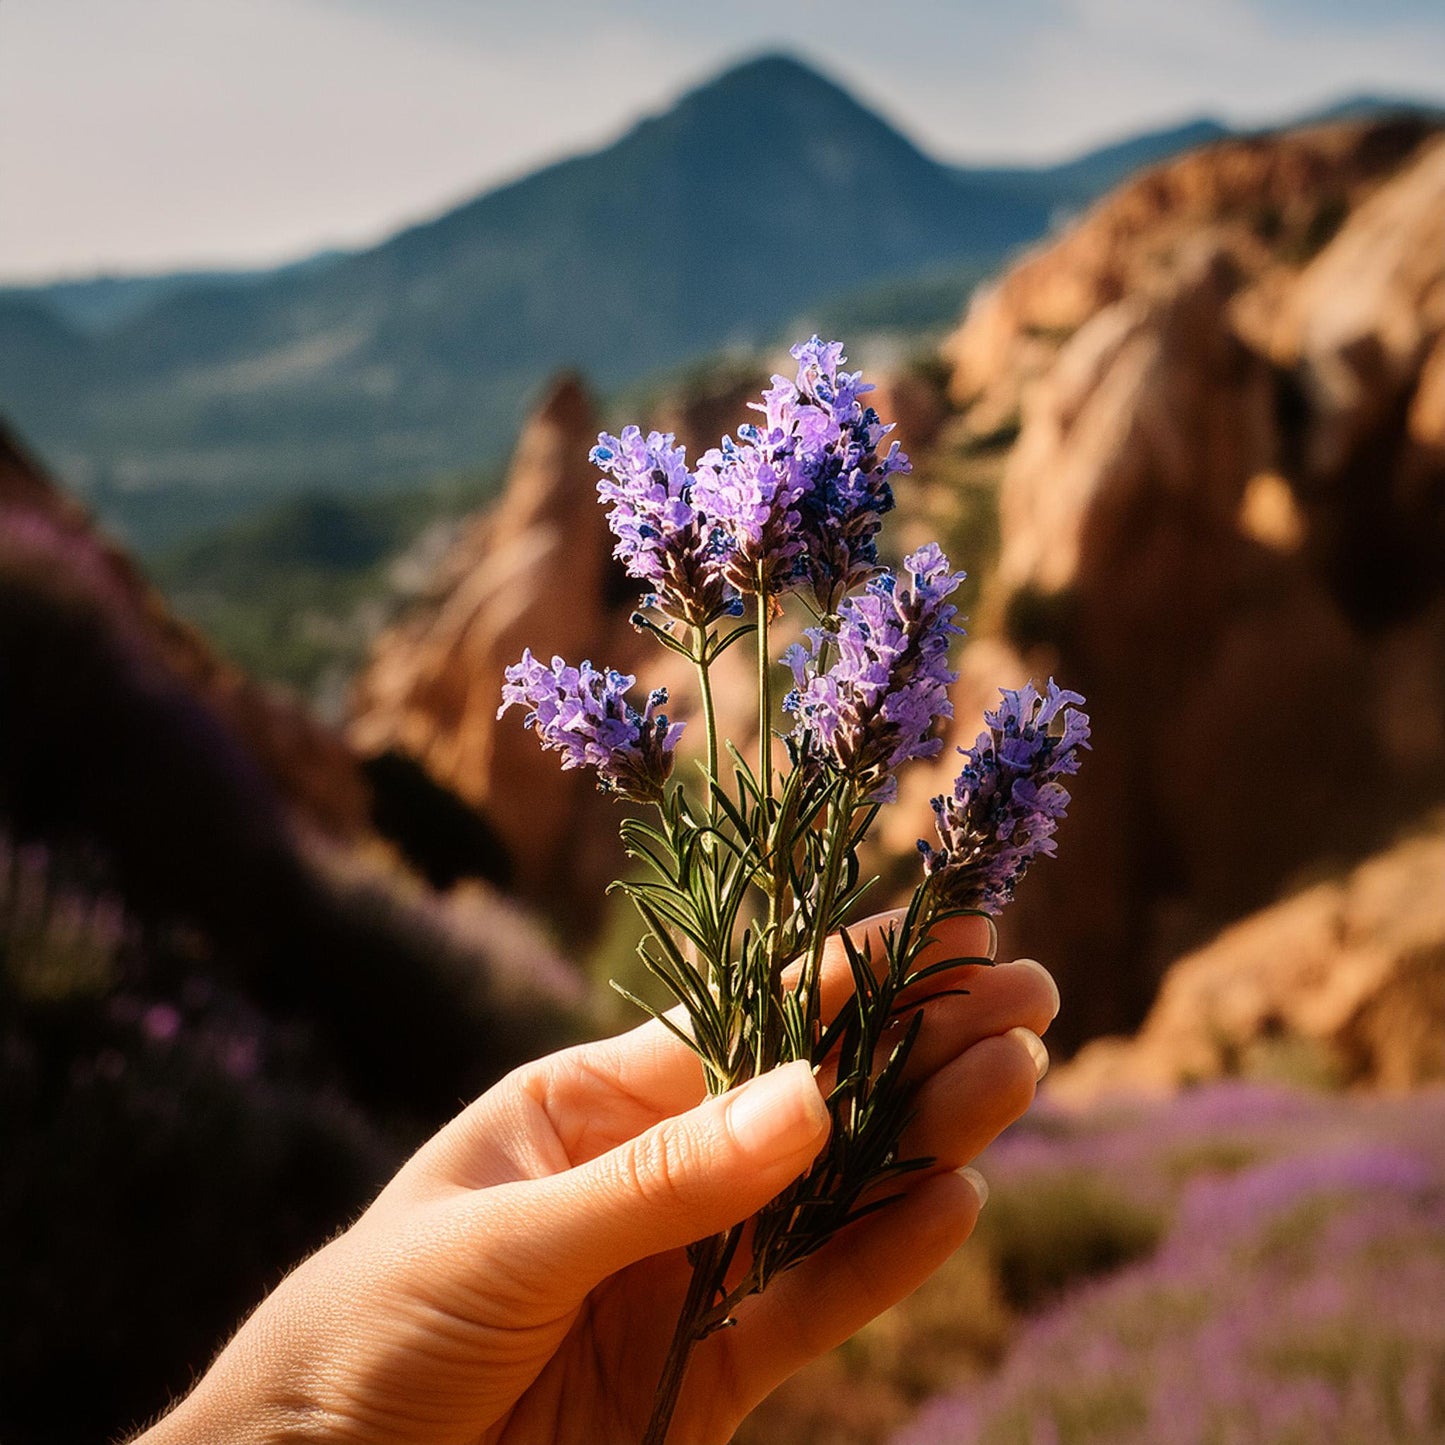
[2,0,1443,281]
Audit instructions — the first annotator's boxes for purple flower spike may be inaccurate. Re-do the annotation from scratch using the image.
[594,339,907,608]
[691,435,810,596]
[784,543,966,803]
[591,426,738,626]
[781,337,910,610]
[497,648,684,801]
[920,679,1091,913]
[691,338,908,602]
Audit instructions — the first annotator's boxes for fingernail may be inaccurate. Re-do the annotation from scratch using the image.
[957,1166,989,1209]
[726,1061,828,1156]
[983,915,998,960]
[1012,958,1060,1019]
[1008,1026,1050,1081]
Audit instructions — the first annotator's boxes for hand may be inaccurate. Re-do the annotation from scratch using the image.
[137,911,1057,1445]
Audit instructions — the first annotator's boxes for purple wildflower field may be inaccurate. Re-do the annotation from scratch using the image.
[895,1082,1445,1445]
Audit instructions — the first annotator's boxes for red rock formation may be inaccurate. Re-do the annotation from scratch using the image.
[943,117,1436,438]
[927,121,1445,1050]
[1051,816,1445,1101]
[346,118,1445,1048]
[349,376,638,930]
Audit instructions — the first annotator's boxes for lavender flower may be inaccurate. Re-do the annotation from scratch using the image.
[691,434,809,596]
[784,543,965,803]
[497,649,683,800]
[920,679,1090,913]
[779,337,910,610]
[896,1087,1445,1445]
[590,426,738,626]
[691,338,908,603]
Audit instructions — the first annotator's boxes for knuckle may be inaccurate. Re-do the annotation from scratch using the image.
[622,1120,704,1217]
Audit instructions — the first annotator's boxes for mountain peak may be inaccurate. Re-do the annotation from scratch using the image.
[685,50,851,99]
[661,48,890,134]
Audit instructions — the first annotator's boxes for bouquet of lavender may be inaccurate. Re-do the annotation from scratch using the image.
[499,338,1089,1443]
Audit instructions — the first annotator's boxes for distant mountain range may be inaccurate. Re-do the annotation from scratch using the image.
[1,53,1439,552]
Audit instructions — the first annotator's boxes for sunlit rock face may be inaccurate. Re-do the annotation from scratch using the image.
[941,117,1436,439]
[923,119,1445,1050]
[348,119,1445,1047]
[348,375,631,932]
[1053,818,1445,1101]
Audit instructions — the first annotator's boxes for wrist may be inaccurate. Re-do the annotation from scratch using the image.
[132,1360,326,1445]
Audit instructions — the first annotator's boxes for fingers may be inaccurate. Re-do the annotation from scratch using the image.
[412,937,1053,1195]
[691,1020,1040,1420]
[803,909,996,1020]
[516,1061,831,1291]
[887,956,1059,1084]
[899,1026,1044,1169]
[458,909,996,1179]
[590,909,995,1114]
[694,1169,985,1425]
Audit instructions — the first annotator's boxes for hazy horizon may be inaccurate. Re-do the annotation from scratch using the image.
[3,0,1444,284]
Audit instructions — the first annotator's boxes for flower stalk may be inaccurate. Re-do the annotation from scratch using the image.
[690,625,719,809]
[497,338,1090,1443]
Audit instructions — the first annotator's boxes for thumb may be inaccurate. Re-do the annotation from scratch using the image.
[525,1060,829,1291]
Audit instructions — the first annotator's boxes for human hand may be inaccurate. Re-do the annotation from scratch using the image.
[137,911,1057,1445]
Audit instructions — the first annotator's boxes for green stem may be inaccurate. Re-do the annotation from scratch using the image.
[642,1216,751,1445]
[642,1231,728,1445]
[803,785,854,1035]
[755,575,786,1069]
[756,580,772,807]
[692,625,719,812]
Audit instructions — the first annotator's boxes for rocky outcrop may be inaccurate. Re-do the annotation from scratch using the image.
[345,118,1445,1055]
[943,117,1437,440]
[925,120,1445,1050]
[1052,817,1445,1101]
[349,376,638,931]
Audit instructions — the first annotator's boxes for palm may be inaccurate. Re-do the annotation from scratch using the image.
[448,1058,750,1444]
[428,912,1044,1445]
[485,1256,706,1445]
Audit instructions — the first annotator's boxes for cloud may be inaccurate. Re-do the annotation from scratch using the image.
[0,0,702,277]
[2,0,1442,279]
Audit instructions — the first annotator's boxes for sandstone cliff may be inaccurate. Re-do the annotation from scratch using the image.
[1052,815,1445,1101]
[923,118,1445,1049]
[346,117,1445,1052]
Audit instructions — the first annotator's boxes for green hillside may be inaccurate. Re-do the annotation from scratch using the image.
[7,50,1434,558]
[0,55,1053,548]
